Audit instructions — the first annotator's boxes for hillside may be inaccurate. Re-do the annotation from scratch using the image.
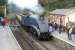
[48,0,75,11]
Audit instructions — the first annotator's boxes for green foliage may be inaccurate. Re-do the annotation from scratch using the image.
[0,0,8,5]
[7,3,21,14]
[0,0,8,16]
[48,0,75,11]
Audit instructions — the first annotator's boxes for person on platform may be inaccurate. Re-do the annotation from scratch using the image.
[59,24,63,34]
[1,17,9,27]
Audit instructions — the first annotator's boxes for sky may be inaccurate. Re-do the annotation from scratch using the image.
[8,0,38,9]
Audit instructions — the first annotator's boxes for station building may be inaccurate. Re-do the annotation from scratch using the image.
[48,9,75,27]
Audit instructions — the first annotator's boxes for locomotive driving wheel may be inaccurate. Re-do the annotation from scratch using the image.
[30,27,38,39]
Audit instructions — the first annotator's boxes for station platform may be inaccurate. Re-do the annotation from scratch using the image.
[0,26,22,50]
[52,30,75,50]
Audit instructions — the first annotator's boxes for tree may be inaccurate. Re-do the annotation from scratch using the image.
[38,0,48,7]
[0,0,8,16]
[48,0,75,11]
[7,2,21,14]
[7,2,22,19]
[0,0,8,5]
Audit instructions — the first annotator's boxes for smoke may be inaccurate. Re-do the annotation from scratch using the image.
[8,0,45,15]
[24,0,45,15]
[31,4,45,15]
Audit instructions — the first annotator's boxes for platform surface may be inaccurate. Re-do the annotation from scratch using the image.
[0,26,22,50]
[52,30,75,47]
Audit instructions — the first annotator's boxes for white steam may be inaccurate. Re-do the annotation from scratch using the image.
[31,4,45,15]
[9,0,45,15]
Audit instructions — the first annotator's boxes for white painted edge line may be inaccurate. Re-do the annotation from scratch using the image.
[8,26,22,50]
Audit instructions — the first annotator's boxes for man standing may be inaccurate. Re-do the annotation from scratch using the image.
[59,24,63,34]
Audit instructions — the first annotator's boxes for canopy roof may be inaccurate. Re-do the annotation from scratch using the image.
[50,9,75,15]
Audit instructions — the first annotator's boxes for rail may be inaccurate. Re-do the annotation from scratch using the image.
[9,24,47,50]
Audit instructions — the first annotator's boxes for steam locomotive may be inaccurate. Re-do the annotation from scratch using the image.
[17,14,50,39]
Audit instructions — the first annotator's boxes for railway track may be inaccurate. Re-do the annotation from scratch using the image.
[10,25,48,50]
[9,20,67,50]
[37,40,65,50]
[10,25,66,50]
